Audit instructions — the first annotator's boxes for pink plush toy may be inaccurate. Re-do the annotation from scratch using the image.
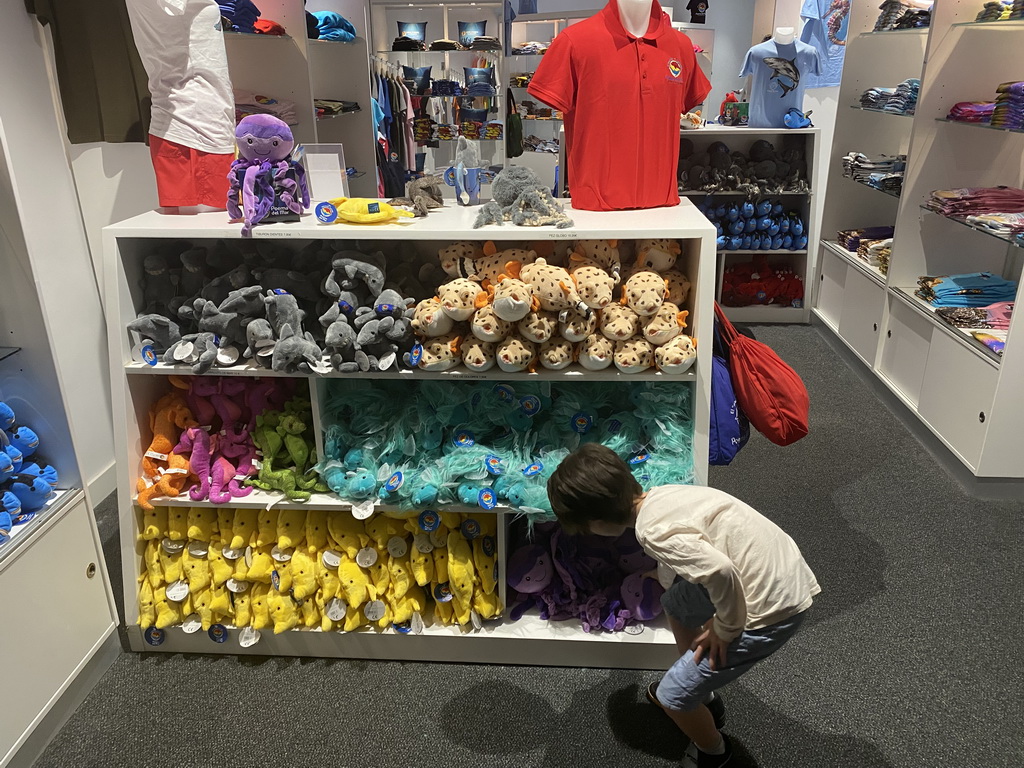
[173,426,213,501]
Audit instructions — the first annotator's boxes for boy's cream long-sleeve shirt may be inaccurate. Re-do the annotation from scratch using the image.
[635,485,820,642]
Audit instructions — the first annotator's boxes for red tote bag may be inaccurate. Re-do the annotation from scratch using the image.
[714,303,809,446]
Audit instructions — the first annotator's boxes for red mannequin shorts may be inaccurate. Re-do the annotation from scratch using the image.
[149,134,233,208]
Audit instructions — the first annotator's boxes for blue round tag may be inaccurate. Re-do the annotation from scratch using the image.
[271,569,281,591]
[393,622,413,634]
[434,582,453,602]
[519,395,541,416]
[272,288,290,295]
[315,201,339,223]
[484,455,504,476]
[522,462,543,477]
[493,384,516,402]
[629,450,650,465]
[418,509,440,532]
[144,627,165,646]
[461,518,482,539]
[141,345,158,367]
[208,624,228,643]
[409,343,423,367]
[477,489,496,510]
[385,471,404,492]
[571,412,594,434]
[453,430,475,447]
[482,535,496,557]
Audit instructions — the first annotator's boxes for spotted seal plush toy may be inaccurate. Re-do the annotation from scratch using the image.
[599,304,640,342]
[641,303,689,346]
[663,269,693,306]
[509,258,590,321]
[654,335,697,374]
[614,338,654,374]
[411,297,455,337]
[578,333,614,371]
[539,338,575,370]
[517,310,558,344]
[496,333,536,373]
[470,304,512,342]
[559,306,598,343]
[635,239,681,272]
[417,332,462,371]
[569,239,621,282]
[488,275,537,322]
[437,278,487,321]
[620,271,669,317]
[462,338,497,372]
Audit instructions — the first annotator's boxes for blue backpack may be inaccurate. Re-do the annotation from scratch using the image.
[709,320,750,465]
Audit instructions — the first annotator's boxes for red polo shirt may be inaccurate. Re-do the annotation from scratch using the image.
[527,0,711,211]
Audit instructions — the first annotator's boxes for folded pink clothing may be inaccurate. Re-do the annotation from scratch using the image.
[985,301,1014,330]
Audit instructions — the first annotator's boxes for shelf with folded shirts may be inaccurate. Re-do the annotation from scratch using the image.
[850,105,915,117]
[936,117,1024,136]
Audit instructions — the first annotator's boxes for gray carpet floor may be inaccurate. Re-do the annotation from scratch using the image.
[35,324,1024,768]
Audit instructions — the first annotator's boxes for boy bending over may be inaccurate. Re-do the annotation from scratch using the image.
[548,444,820,768]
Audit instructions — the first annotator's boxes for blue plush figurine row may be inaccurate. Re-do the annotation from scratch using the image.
[317,380,696,519]
[698,198,809,252]
[0,401,58,543]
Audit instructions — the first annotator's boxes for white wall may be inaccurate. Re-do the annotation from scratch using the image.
[0,12,116,499]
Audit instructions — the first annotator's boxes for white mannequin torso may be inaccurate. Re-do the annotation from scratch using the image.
[618,0,654,38]
[773,26,796,44]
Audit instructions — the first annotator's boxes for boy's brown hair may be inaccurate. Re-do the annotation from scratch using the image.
[547,443,642,534]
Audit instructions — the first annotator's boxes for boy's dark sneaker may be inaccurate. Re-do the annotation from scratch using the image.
[646,682,726,729]
[687,734,734,768]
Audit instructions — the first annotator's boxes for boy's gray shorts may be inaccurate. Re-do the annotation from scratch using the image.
[656,577,809,711]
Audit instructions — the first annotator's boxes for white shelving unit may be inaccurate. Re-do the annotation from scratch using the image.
[104,202,715,667]
[0,122,117,767]
[679,124,821,324]
[813,3,1024,479]
[225,0,379,197]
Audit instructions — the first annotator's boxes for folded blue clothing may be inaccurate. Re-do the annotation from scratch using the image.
[313,10,356,41]
[220,0,261,32]
[917,272,1018,307]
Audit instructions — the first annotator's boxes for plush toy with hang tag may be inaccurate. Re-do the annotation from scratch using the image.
[569,239,621,283]
[508,258,590,322]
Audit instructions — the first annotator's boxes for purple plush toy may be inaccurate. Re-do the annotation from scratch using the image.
[227,114,310,237]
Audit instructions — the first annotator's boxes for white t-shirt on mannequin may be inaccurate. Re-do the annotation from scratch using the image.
[125,0,235,154]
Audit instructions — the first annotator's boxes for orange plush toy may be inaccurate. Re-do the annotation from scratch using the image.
[137,392,198,509]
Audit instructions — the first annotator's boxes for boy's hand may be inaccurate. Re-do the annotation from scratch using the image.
[691,619,729,671]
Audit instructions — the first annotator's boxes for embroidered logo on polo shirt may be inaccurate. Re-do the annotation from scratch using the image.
[668,59,682,78]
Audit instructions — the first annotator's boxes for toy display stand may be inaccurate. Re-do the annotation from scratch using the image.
[813,1,1024,480]
[680,124,822,325]
[104,202,716,669]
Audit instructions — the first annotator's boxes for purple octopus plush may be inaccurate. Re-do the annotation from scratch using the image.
[227,114,310,237]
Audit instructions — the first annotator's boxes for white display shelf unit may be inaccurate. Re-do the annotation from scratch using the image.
[812,1,1024,479]
[225,0,379,197]
[104,203,716,667]
[678,126,821,324]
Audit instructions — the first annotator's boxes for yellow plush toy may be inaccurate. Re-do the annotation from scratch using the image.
[233,589,253,628]
[217,508,233,544]
[167,506,188,541]
[246,545,275,583]
[159,546,184,584]
[447,531,476,626]
[269,590,300,633]
[142,507,167,541]
[316,198,416,225]
[300,597,320,629]
[231,508,259,549]
[187,506,217,542]
[277,509,307,550]
[208,541,233,586]
[390,583,427,625]
[210,582,232,624]
[338,556,372,631]
[306,510,329,554]
[183,547,211,592]
[471,516,498,596]
[192,586,214,631]
[138,578,156,629]
[365,516,403,549]
[250,583,272,630]
[144,540,164,588]
[328,513,367,558]
[473,589,502,620]
[405,521,435,586]
[290,548,318,600]
[153,585,182,629]
[256,509,279,548]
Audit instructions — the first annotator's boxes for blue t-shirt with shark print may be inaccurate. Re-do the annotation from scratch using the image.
[740,39,821,128]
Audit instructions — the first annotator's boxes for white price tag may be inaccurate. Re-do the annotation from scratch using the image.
[414,533,434,554]
[325,598,347,621]
[429,529,448,549]
[322,549,342,569]
[410,611,424,635]
[623,623,645,635]
[145,450,168,461]
[271,545,293,562]
[187,541,209,558]
[161,538,184,554]
[165,580,190,602]
[377,351,396,371]
[239,627,261,648]
[351,499,375,520]
[172,342,195,362]
[222,546,242,560]
[471,610,483,631]
[356,547,378,568]
[226,578,250,593]
[244,546,253,567]
[181,614,202,634]
[363,600,386,622]
[216,346,240,366]
[387,536,408,558]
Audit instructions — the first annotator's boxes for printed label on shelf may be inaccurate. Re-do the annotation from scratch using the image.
[414,533,434,554]
[181,614,202,634]
[238,627,261,648]
[187,541,209,558]
[145,450,169,461]
[322,549,342,569]
[271,545,293,562]
[226,578,250,593]
[623,623,644,635]
[351,499,375,520]
[363,600,386,622]
[325,598,347,621]
[222,546,242,560]
[356,547,378,568]
[410,611,425,635]
[471,610,483,630]
[161,538,185,554]
[387,536,408,558]
[165,580,190,602]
